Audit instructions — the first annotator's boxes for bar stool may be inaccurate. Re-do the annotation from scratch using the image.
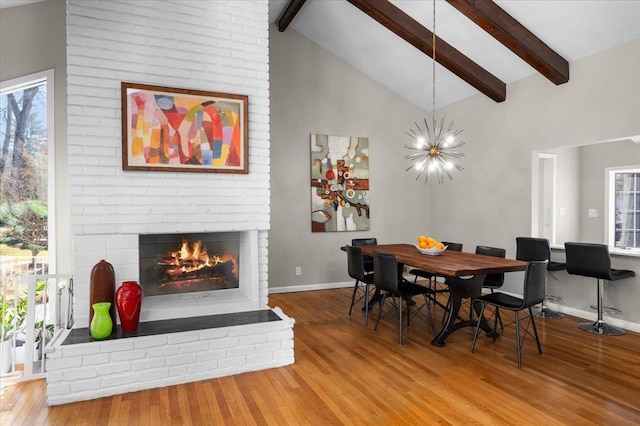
[564,242,635,336]
[516,237,566,319]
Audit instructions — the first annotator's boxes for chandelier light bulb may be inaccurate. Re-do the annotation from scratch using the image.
[404,118,465,184]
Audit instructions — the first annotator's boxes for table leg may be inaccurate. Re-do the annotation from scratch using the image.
[431,274,494,347]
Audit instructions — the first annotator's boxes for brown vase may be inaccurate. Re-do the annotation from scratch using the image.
[89,260,116,326]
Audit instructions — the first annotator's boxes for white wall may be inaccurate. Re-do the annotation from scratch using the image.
[66,0,270,326]
[269,25,432,290]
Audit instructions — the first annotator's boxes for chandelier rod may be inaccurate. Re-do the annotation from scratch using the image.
[432,0,436,130]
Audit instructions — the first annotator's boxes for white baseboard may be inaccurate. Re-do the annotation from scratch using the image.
[268,281,353,294]
[544,302,640,334]
[493,289,640,334]
[268,282,640,333]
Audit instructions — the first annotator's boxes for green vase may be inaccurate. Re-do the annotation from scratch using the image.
[90,302,113,340]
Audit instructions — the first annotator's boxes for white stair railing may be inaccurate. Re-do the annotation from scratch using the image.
[1,262,73,383]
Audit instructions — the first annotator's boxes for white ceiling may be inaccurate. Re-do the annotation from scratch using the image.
[3,0,639,109]
[0,0,46,9]
[268,0,640,110]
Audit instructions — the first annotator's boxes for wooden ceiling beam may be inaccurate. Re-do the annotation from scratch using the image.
[278,0,308,32]
[446,0,569,85]
[346,0,506,103]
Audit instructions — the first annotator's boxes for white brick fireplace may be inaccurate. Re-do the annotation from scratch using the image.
[44,1,293,406]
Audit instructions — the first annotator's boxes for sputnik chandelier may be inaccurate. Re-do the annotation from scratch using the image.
[405,0,465,184]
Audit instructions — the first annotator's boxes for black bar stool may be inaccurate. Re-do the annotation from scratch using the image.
[564,242,635,336]
[516,237,566,319]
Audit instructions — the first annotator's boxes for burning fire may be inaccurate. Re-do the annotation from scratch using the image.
[158,238,224,276]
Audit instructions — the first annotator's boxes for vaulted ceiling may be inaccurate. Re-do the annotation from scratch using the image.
[269,0,640,110]
[3,0,639,110]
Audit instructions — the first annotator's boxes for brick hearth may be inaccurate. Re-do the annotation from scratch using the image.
[45,308,294,406]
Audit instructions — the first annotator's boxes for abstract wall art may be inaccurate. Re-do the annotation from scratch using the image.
[121,82,248,173]
[310,134,370,232]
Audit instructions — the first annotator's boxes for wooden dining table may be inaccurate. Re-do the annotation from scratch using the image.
[347,243,527,346]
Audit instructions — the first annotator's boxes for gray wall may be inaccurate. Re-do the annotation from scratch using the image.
[269,25,431,289]
[430,39,640,326]
[270,28,640,327]
[0,0,70,274]
[554,146,580,245]
[578,140,640,243]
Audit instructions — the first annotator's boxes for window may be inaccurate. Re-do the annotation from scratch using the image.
[606,166,640,252]
[0,70,55,273]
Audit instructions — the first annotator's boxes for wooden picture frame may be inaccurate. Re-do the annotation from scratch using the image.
[121,82,248,173]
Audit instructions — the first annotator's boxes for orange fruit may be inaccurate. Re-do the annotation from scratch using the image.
[418,235,428,243]
[436,242,444,250]
[426,237,436,245]
[418,241,428,249]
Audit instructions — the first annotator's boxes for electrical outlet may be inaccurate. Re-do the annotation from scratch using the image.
[559,207,566,216]
[295,266,302,276]
[588,209,598,218]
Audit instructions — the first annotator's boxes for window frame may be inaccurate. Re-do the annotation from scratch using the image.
[605,164,640,254]
[0,69,56,272]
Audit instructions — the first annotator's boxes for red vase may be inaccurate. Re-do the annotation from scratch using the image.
[116,281,143,332]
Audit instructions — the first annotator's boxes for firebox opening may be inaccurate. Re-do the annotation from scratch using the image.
[139,232,240,297]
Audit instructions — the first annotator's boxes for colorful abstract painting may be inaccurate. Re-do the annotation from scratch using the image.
[310,134,370,232]
[121,82,248,173]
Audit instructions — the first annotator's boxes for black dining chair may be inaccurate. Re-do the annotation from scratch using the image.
[373,252,436,344]
[351,238,377,272]
[470,260,548,368]
[347,245,376,325]
[516,237,566,319]
[475,245,506,329]
[351,238,379,312]
[564,242,635,336]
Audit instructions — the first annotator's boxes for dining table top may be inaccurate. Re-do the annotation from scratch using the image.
[345,243,527,277]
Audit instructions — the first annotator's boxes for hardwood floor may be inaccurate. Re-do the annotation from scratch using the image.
[1,287,639,425]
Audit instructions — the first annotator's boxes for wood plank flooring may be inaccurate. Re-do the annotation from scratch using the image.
[1,287,639,425]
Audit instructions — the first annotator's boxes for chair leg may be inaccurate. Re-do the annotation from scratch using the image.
[529,307,542,355]
[374,293,387,332]
[490,289,504,330]
[515,311,522,368]
[348,280,359,316]
[398,296,403,345]
[470,301,486,353]
[364,283,370,326]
